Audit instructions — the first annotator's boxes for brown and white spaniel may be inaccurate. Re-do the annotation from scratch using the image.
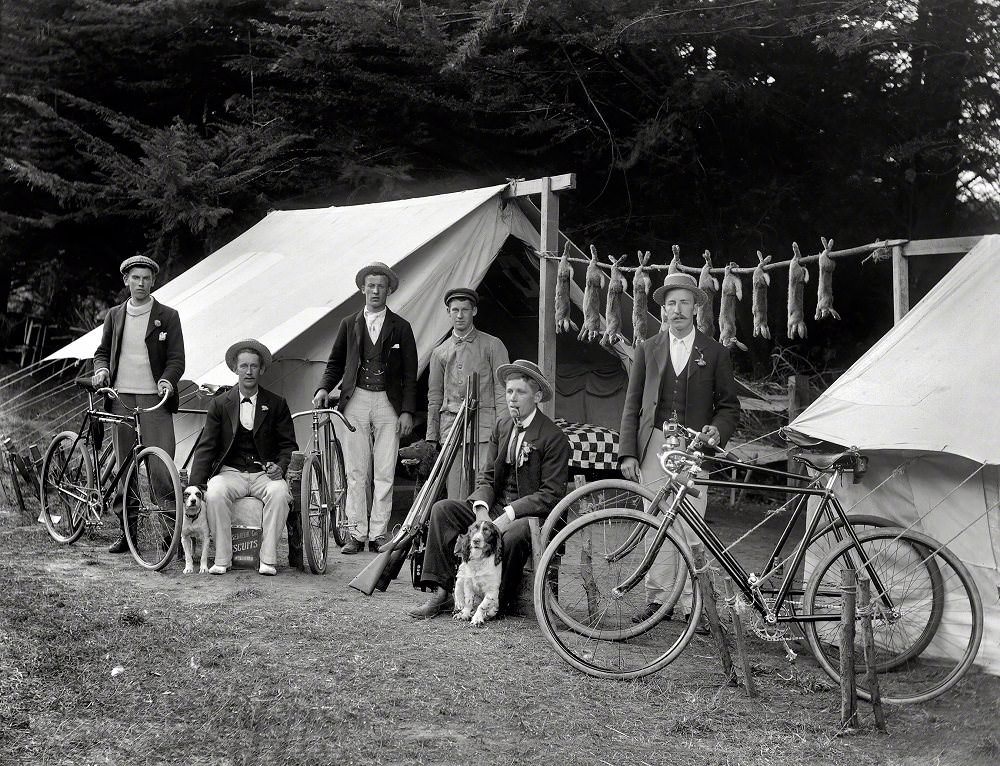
[453,519,503,626]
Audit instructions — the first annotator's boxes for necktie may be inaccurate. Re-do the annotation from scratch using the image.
[506,423,526,465]
[671,336,688,376]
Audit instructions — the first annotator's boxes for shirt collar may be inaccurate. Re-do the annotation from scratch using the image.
[516,408,538,430]
[669,327,695,345]
[239,391,258,405]
[364,307,387,321]
[452,327,478,343]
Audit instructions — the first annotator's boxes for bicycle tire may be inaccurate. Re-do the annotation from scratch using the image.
[123,446,182,571]
[327,439,350,547]
[300,454,330,574]
[803,528,982,704]
[534,508,702,680]
[39,431,94,544]
[539,480,685,636]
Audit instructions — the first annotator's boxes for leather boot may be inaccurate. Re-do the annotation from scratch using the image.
[406,588,454,619]
[108,533,129,554]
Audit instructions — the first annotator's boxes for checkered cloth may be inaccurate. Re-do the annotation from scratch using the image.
[554,418,620,471]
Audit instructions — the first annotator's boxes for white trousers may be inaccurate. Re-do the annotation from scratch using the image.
[343,388,399,542]
[207,467,290,567]
[640,428,708,612]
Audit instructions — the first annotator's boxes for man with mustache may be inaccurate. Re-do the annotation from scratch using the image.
[619,272,741,624]
[407,360,570,619]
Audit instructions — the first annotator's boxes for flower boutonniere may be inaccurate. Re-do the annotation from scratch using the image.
[517,441,535,468]
[158,332,167,341]
[260,405,269,413]
[693,348,707,367]
[154,319,161,327]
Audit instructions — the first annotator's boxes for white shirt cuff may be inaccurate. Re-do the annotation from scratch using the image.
[503,505,515,521]
[472,501,489,514]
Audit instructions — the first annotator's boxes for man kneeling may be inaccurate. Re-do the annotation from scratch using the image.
[189,340,298,576]
[407,360,570,619]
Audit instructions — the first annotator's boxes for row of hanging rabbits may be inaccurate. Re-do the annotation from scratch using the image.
[554,239,839,349]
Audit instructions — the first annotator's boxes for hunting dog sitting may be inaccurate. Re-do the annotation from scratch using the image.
[453,519,503,626]
[181,486,211,574]
[397,439,438,483]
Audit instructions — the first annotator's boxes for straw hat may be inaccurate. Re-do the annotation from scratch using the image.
[225,339,273,372]
[652,273,708,307]
[495,359,552,402]
[355,262,399,292]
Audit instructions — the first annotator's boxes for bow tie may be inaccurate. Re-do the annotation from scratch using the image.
[453,334,473,345]
[241,397,253,404]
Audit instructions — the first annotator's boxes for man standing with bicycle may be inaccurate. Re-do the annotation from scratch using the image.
[92,255,185,554]
[189,340,298,576]
[312,262,418,555]
[619,272,740,624]
[426,287,509,499]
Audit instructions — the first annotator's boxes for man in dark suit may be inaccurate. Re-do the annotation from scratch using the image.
[619,272,741,622]
[408,360,571,619]
[312,262,418,555]
[189,340,298,576]
[93,255,185,553]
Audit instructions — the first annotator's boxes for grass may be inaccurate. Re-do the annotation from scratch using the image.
[2,519,998,766]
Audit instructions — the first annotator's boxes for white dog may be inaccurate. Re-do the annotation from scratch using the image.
[453,519,503,626]
[181,486,211,574]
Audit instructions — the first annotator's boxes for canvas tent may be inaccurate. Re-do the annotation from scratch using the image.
[791,234,1000,675]
[46,183,633,459]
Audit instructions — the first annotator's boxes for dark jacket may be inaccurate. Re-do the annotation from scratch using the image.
[189,386,298,487]
[619,329,741,461]
[93,298,185,412]
[469,409,570,520]
[316,308,418,416]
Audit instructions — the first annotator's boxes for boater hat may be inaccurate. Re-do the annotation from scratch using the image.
[652,272,708,307]
[355,262,399,292]
[225,339,273,372]
[496,359,552,402]
[443,287,479,306]
[119,255,160,276]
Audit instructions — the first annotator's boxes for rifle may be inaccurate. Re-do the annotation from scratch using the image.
[349,393,469,595]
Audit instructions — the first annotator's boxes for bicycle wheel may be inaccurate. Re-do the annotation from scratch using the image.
[534,508,702,680]
[300,453,330,574]
[539,479,685,634]
[326,439,349,547]
[123,446,182,571]
[39,431,94,544]
[804,528,983,704]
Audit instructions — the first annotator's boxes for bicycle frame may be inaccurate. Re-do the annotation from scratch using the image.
[610,450,894,626]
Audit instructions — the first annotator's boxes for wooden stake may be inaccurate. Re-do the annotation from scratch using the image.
[722,575,757,696]
[858,577,887,732]
[840,568,859,730]
[692,543,736,686]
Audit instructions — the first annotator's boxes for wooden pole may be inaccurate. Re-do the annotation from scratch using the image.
[891,244,909,324]
[840,568,859,730]
[786,374,811,482]
[538,177,558,419]
[692,543,736,686]
[858,577,887,732]
[722,575,757,696]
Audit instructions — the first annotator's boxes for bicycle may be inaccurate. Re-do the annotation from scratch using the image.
[289,407,355,574]
[533,424,983,704]
[39,381,184,571]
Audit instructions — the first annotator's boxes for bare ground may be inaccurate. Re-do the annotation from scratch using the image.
[1,498,998,766]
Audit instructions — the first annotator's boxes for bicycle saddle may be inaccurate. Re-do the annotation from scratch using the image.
[792,448,868,478]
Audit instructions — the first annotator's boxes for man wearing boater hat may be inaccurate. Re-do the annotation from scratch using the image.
[312,262,418,554]
[619,272,740,623]
[426,287,509,499]
[93,255,185,554]
[189,340,298,576]
[408,359,570,619]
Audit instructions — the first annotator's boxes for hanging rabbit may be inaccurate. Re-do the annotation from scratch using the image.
[631,250,652,346]
[554,242,578,334]
[752,250,772,339]
[668,244,682,275]
[787,242,809,339]
[815,236,841,321]
[577,244,605,343]
[696,250,719,337]
[600,253,627,348]
[718,263,747,351]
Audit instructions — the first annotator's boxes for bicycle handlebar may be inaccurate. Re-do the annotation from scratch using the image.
[81,382,170,413]
[290,407,357,433]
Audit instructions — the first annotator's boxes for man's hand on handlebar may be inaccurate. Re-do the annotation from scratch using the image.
[157,379,173,398]
[620,456,642,483]
[697,425,721,449]
[92,369,110,388]
[312,389,329,409]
